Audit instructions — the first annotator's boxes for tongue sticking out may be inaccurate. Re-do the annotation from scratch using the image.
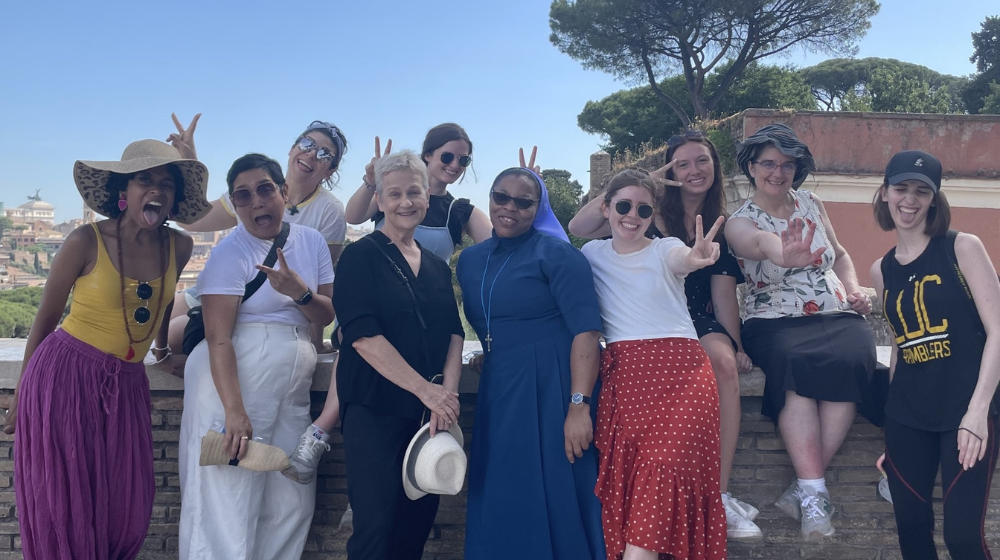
[143,205,161,225]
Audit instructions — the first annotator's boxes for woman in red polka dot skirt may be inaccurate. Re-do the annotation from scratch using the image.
[580,169,728,560]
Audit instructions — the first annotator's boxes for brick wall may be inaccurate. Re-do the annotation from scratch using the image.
[2,363,999,558]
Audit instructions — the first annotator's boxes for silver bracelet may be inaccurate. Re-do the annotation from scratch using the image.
[152,344,170,352]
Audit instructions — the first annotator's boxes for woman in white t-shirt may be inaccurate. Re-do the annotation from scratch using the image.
[580,169,727,560]
[177,154,335,560]
[166,116,348,356]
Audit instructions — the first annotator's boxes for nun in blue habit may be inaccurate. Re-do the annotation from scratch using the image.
[457,167,606,560]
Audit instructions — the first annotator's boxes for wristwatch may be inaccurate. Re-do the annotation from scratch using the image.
[570,392,591,406]
[295,288,313,306]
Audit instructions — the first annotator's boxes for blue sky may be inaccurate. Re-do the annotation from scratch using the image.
[1,0,995,223]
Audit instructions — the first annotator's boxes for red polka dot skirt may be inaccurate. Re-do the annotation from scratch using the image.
[594,338,727,560]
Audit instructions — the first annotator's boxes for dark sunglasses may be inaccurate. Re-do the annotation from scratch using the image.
[614,200,654,219]
[231,182,279,208]
[440,152,472,167]
[490,189,537,210]
[134,282,153,324]
[667,129,706,148]
[295,136,338,163]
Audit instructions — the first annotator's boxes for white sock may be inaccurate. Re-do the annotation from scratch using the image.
[797,477,828,495]
[310,424,330,442]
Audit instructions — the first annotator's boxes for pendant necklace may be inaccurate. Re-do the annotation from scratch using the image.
[287,182,319,216]
[116,216,168,360]
[479,246,517,353]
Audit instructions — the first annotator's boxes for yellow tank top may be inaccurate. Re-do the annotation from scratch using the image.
[62,223,178,362]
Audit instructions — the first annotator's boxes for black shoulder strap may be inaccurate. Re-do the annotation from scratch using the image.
[243,221,291,302]
[364,235,428,330]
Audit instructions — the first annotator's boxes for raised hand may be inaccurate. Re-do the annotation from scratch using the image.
[780,218,826,268]
[683,215,723,271]
[166,113,201,160]
[255,248,307,300]
[519,146,541,175]
[648,160,684,195]
[364,136,392,187]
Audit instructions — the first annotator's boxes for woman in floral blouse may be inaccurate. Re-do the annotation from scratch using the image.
[725,124,876,543]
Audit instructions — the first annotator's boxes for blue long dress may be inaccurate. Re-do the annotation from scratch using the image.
[457,227,606,560]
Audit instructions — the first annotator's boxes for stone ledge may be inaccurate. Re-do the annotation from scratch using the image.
[0,339,890,398]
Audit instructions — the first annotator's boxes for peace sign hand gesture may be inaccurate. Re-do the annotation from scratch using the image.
[648,160,684,197]
[519,146,541,175]
[166,113,201,160]
[780,218,825,268]
[364,136,392,188]
[683,215,724,271]
[255,248,308,300]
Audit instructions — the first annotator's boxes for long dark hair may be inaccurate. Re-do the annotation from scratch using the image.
[661,134,726,245]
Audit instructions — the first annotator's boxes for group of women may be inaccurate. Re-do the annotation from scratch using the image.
[3,114,997,560]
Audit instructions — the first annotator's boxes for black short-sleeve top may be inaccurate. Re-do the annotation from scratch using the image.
[334,231,465,420]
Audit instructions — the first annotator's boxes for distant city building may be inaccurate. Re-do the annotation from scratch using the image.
[5,191,55,225]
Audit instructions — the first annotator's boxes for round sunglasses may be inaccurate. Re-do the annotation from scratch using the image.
[134,282,153,324]
[614,200,654,219]
[440,152,472,167]
[231,182,279,208]
[490,190,537,210]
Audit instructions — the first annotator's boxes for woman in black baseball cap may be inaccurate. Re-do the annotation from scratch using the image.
[871,149,1000,560]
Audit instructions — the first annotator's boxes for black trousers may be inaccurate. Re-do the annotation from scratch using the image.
[343,404,440,560]
[884,416,999,560]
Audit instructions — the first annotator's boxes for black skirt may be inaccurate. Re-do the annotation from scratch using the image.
[742,312,876,422]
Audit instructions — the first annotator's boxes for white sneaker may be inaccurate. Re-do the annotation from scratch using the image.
[799,486,835,542]
[282,431,330,484]
[728,495,760,522]
[724,496,763,541]
[774,481,803,521]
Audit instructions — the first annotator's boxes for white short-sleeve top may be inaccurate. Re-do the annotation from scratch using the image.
[582,237,698,343]
[196,223,334,328]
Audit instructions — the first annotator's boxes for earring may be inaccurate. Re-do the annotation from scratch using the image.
[118,197,128,212]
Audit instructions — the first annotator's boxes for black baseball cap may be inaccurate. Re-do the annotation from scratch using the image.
[885,150,942,193]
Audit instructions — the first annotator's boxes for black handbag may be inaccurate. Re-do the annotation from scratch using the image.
[182,222,290,355]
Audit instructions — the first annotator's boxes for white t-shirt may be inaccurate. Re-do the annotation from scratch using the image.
[196,223,334,328]
[581,237,698,343]
[221,187,347,244]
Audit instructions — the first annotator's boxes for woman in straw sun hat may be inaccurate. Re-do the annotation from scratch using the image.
[5,138,208,559]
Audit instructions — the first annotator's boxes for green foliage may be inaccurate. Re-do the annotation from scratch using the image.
[550,0,878,124]
[579,62,816,155]
[540,169,588,248]
[966,17,1000,114]
[0,286,44,307]
[981,82,1000,114]
[799,57,967,113]
[0,300,35,338]
[867,67,956,113]
[0,216,12,237]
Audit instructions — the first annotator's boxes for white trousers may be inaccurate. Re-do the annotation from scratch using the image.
[179,322,317,560]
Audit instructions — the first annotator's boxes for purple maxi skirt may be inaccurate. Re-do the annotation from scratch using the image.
[14,329,155,560]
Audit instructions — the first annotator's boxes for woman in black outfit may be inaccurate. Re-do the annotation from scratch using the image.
[870,150,1000,560]
[334,149,465,560]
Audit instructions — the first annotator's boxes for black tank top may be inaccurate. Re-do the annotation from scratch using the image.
[880,233,996,431]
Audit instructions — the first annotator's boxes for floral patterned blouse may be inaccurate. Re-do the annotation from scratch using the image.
[730,190,851,320]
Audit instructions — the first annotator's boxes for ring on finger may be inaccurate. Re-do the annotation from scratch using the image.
[240,436,249,441]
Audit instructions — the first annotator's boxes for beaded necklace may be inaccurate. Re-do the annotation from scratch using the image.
[115,215,168,360]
